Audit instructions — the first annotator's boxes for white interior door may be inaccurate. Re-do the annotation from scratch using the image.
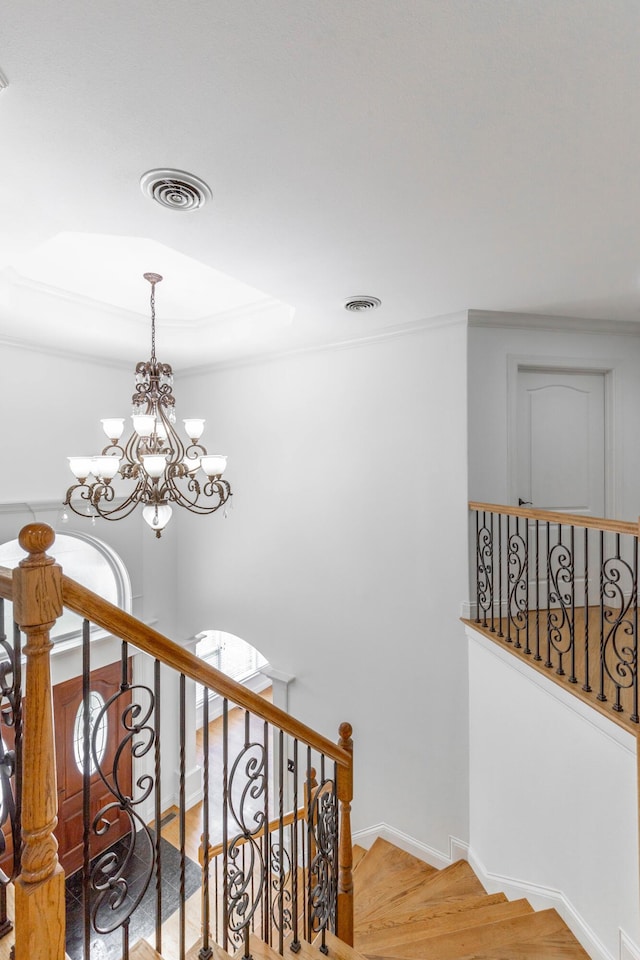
[516,368,606,516]
[512,367,607,610]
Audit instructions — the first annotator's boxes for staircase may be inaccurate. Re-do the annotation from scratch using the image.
[127,837,589,960]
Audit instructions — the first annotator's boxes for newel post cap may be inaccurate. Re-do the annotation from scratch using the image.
[18,523,56,567]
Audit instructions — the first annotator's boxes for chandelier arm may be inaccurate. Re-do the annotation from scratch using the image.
[165,478,231,515]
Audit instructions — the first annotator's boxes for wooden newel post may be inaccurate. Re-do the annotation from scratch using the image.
[13,524,65,960]
[336,721,353,947]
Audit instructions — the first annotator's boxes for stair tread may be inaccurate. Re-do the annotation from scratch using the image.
[355,898,533,951]
[249,934,286,960]
[129,942,164,960]
[361,908,572,960]
[313,930,368,960]
[355,893,508,938]
[185,941,232,960]
[357,859,486,924]
[354,839,440,919]
[353,845,368,871]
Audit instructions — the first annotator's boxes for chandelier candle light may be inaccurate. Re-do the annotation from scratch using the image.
[64,273,231,537]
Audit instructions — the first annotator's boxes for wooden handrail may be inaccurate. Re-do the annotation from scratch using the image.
[469,501,638,536]
[204,807,303,861]
[61,575,351,767]
[0,567,13,601]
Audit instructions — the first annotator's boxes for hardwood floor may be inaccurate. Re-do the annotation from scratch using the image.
[464,605,639,734]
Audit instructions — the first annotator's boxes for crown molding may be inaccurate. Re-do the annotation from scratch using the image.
[1,267,291,332]
[177,309,470,376]
[468,309,640,337]
[0,332,132,371]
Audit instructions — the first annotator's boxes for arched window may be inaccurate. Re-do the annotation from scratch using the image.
[0,532,131,642]
[196,631,268,682]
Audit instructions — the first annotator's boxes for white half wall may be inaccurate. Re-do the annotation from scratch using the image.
[175,318,470,853]
[467,625,640,959]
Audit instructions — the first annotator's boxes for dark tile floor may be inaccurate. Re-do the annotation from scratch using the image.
[65,830,201,960]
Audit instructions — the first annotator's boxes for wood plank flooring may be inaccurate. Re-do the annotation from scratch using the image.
[464,605,639,734]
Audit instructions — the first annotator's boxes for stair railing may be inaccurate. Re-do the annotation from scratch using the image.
[0,523,354,960]
[468,501,639,732]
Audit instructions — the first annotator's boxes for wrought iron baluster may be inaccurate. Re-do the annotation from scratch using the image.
[291,738,300,952]
[154,658,163,954]
[263,718,270,954]
[278,729,285,954]
[88,639,156,953]
[508,515,527,647]
[200,686,212,960]
[633,537,639,723]
[179,674,186,960]
[506,516,512,645]
[583,528,592,692]
[222,699,229,952]
[490,513,495,633]
[524,516,530,655]
[498,513,504,637]
[569,525,577,683]
[12,618,23,883]
[475,510,480,624]
[546,520,552,667]
[534,519,541,660]
[306,752,313,943]
[599,529,606,701]
[600,532,636,713]
[82,618,91,960]
[477,511,492,629]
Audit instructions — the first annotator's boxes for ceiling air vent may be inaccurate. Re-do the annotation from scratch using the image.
[344,296,382,313]
[140,168,212,212]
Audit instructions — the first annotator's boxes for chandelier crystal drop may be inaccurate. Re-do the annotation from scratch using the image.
[64,272,232,537]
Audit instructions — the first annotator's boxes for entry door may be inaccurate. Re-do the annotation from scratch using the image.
[53,660,132,876]
[516,368,606,515]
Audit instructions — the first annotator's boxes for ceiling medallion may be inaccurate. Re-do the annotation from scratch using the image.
[140,168,212,212]
[64,273,231,537]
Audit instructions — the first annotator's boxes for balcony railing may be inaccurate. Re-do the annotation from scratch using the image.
[468,501,639,732]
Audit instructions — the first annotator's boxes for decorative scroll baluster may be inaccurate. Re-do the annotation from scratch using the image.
[632,536,639,724]
[599,530,606,700]
[548,522,575,676]
[13,524,65,960]
[508,515,527,647]
[600,533,637,713]
[476,511,493,629]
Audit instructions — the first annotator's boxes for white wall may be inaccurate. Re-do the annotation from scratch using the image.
[0,340,182,803]
[467,317,640,520]
[468,628,640,959]
[174,318,470,852]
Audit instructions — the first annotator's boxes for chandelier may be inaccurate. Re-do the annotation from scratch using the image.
[64,272,232,537]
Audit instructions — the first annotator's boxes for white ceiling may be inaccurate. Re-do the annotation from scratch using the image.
[1,1,640,368]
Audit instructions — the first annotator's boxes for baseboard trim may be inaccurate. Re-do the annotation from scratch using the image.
[620,931,640,960]
[353,822,625,960]
[351,822,450,870]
